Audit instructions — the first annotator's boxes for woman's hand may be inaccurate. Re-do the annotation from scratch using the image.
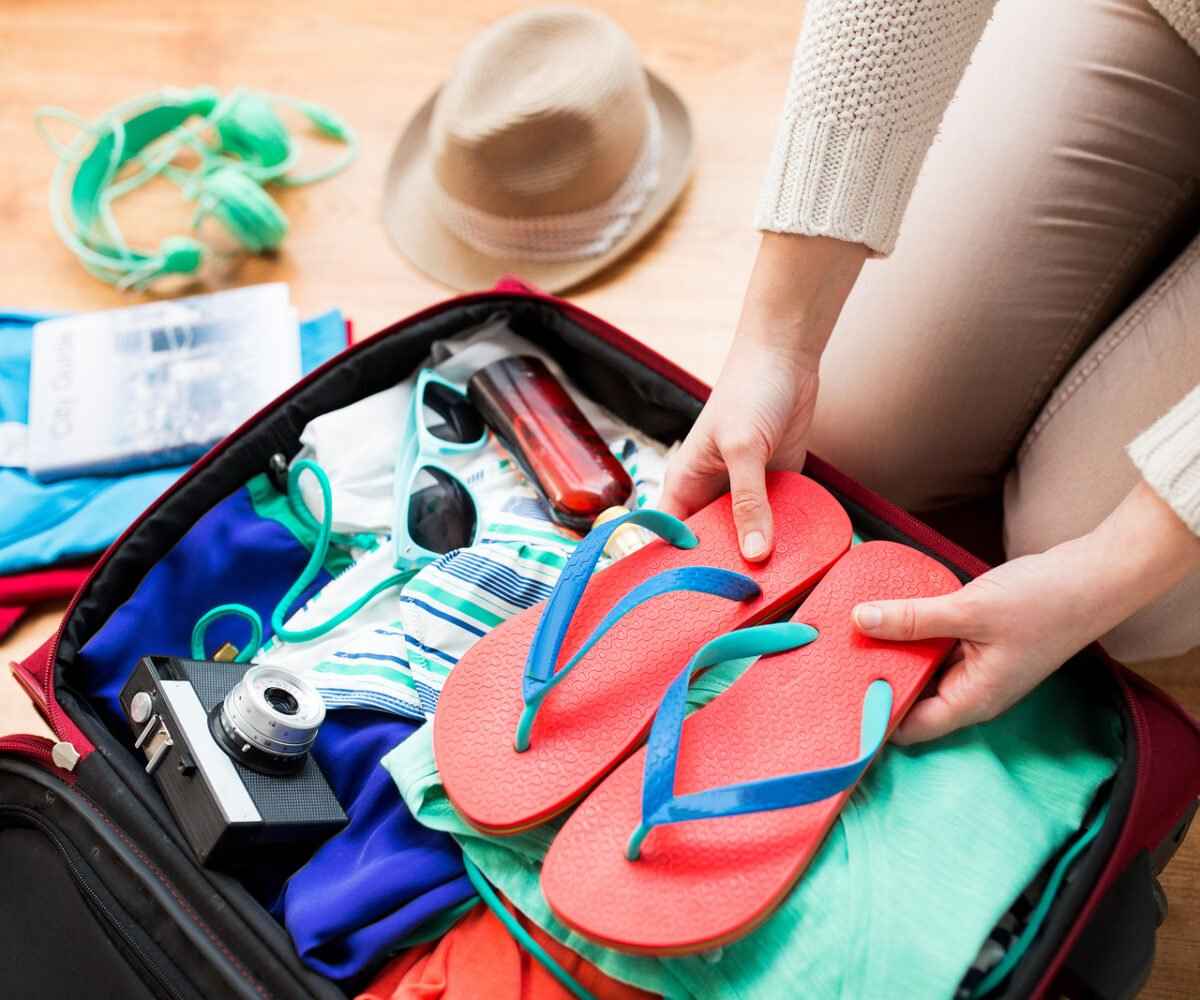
[853,481,1200,744]
[660,233,867,559]
[660,345,819,560]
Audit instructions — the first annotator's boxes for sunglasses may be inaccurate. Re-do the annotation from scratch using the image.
[393,369,489,568]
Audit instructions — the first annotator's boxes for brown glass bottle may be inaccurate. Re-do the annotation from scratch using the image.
[467,355,633,531]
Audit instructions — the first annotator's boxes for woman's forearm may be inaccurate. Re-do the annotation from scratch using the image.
[1076,480,1200,635]
[737,232,868,370]
[1031,480,1200,660]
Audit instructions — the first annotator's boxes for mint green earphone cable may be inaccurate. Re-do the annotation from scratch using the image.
[462,857,598,1000]
[38,104,142,283]
[190,459,412,662]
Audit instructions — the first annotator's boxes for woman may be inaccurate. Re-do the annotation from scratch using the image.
[661,0,1200,743]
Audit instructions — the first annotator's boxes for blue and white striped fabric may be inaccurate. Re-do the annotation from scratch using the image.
[259,371,668,721]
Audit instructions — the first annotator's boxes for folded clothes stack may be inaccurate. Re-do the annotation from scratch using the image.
[0,302,350,638]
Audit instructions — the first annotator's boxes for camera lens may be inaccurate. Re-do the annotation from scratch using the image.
[212,666,325,775]
[265,687,300,716]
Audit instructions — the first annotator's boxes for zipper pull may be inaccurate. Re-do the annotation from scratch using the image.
[51,741,80,772]
[268,452,290,493]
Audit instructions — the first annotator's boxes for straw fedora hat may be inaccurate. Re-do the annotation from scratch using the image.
[383,5,693,293]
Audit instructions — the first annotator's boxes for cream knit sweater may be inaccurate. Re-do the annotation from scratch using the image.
[757,0,1200,535]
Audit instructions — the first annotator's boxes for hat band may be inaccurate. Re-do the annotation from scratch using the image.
[432,105,662,262]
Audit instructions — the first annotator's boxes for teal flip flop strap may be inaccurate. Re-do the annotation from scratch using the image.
[626,624,894,860]
[516,509,760,752]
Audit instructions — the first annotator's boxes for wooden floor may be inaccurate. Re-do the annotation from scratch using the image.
[0,1,1196,995]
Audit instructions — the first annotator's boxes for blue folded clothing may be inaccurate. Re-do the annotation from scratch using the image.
[74,470,472,986]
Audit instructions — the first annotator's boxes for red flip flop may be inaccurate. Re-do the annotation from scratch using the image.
[541,541,960,955]
[434,472,851,835]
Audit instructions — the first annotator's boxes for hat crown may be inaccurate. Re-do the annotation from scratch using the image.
[431,6,652,216]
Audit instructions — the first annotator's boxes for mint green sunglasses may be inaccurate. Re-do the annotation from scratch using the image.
[392,369,489,569]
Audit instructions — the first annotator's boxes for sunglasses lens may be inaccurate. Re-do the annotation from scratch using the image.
[408,466,477,554]
[422,381,485,444]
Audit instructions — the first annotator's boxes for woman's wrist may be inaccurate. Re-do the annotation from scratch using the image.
[1063,480,1200,641]
[737,232,868,370]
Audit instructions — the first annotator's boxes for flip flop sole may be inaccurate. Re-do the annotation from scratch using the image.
[541,541,960,954]
[435,472,852,835]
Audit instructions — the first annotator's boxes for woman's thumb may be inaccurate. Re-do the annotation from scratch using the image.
[852,593,967,641]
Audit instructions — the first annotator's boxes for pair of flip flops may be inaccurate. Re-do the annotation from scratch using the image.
[435,472,960,955]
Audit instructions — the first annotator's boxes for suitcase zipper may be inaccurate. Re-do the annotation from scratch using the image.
[0,803,187,1000]
[2,659,75,774]
[0,733,60,771]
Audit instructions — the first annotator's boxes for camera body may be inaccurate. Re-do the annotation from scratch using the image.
[120,655,347,864]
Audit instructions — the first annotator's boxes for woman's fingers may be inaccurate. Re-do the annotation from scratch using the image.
[890,694,962,745]
[852,591,974,641]
[661,429,777,561]
[722,437,773,561]
[852,591,992,744]
[890,651,1010,745]
[659,444,727,520]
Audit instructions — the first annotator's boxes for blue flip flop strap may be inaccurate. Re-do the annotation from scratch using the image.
[516,509,760,752]
[627,625,894,860]
[516,565,760,751]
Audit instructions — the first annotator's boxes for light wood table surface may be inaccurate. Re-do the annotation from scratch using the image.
[1,2,1196,996]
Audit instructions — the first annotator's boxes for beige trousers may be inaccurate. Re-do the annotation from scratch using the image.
[808,0,1200,661]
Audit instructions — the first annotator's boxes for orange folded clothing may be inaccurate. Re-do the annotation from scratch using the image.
[358,898,655,1000]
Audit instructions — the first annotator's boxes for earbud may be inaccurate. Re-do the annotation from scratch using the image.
[216,92,292,180]
[158,235,204,274]
[197,166,288,253]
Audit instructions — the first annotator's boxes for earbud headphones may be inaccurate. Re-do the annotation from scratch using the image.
[36,86,356,289]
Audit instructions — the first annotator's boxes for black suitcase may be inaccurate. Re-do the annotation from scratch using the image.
[4,279,1198,999]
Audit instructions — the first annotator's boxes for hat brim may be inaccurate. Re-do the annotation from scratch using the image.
[382,70,693,294]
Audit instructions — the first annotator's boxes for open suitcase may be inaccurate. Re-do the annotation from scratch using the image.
[3,278,1198,1000]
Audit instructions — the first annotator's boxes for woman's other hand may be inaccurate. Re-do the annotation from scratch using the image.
[853,481,1200,743]
[660,233,867,560]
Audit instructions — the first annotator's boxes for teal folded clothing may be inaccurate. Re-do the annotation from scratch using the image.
[384,665,1121,999]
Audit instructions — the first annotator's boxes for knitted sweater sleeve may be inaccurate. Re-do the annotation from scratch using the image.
[1128,384,1200,536]
[756,0,996,254]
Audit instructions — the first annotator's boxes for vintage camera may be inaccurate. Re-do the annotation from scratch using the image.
[120,655,347,864]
